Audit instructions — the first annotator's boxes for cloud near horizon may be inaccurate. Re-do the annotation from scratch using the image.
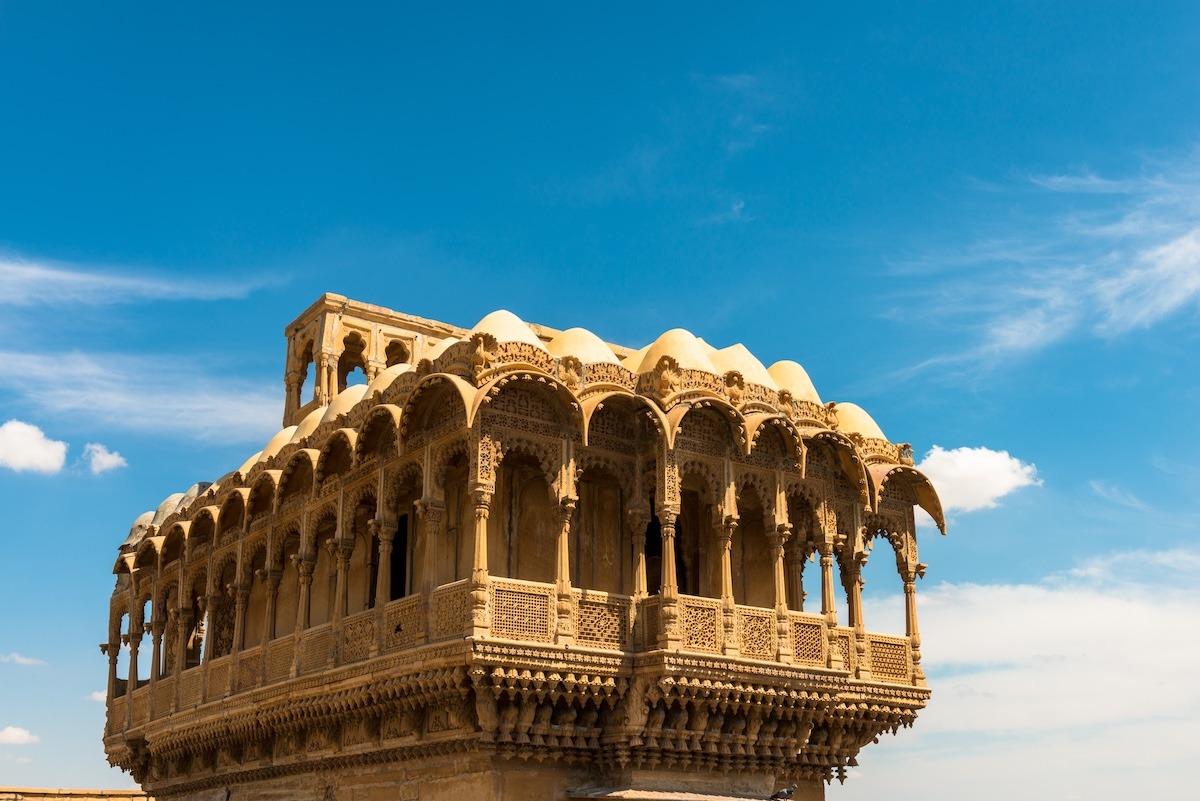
[0,726,39,745]
[0,653,46,666]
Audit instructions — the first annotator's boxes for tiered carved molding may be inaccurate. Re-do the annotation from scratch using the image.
[104,296,946,799]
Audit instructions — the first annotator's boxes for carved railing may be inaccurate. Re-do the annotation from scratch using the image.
[430,579,469,641]
[109,695,127,734]
[637,595,661,650]
[340,609,376,663]
[833,626,855,673]
[736,605,777,660]
[867,633,911,683]
[789,612,826,666]
[236,645,262,692]
[152,676,175,716]
[679,594,722,653]
[383,594,421,651]
[265,635,293,683]
[206,655,232,700]
[130,686,150,727]
[490,577,554,643]
[572,587,632,650]
[300,623,334,673]
[177,667,202,709]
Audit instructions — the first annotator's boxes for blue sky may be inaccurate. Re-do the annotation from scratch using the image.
[1,3,1198,797]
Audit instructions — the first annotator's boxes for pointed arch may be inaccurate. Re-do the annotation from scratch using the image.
[868,464,946,535]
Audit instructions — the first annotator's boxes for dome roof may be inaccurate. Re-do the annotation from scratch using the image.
[547,327,620,365]
[470,310,548,352]
[151,493,186,526]
[634,329,717,374]
[712,343,778,390]
[261,426,298,462]
[288,406,327,445]
[121,510,156,549]
[366,362,413,396]
[321,383,368,425]
[424,336,460,362]
[619,344,650,372]
[768,361,821,405]
[833,402,887,441]
[238,451,264,475]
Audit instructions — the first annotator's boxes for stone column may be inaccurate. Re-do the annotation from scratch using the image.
[657,510,681,650]
[904,568,926,686]
[124,628,139,729]
[468,489,492,637]
[373,519,398,604]
[263,569,282,643]
[554,499,577,645]
[718,517,739,657]
[232,584,250,653]
[627,508,649,598]
[785,539,805,612]
[149,618,164,684]
[845,556,871,679]
[770,524,794,663]
[417,501,443,643]
[291,557,314,678]
[818,540,844,670]
[284,369,300,422]
[203,592,223,662]
[331,539,352,624]
[315,353,330,405]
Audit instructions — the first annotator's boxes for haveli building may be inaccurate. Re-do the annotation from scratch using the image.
[103,294,946,801]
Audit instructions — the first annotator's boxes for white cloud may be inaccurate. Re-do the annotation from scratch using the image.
[916,445,1041,513]
[0,726,39,745]
[0,256,264,307]
[0,652,46,666]
[0,352,279,444]
[83,442,128,475]
[2,753,33,765]
[88,691,106,703]
[0,420,68,474]
[850,548,1200,801]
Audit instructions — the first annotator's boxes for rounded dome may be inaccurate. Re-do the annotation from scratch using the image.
[151,493,186,526]
[121,510,156,548]
[635,329,717,374]
[238,450,264,475]
[470,310,549,352]
[424,336,460,362]
[768,361,822,405]
[547,327,620,365]
[288,406,327,445]
[321,383,368,425]
[366,362,413,396]
[619,344,650,372]
[261,426,299,461]
[833,402,887,441]
[712,344,778,390]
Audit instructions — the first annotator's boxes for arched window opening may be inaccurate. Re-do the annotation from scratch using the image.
[184,572,207,669]
[734,489,774,609]
[677,475,716,598]
[189,514,214,552]
[385,339,409,368]
[359,415,396,462]
[859,530,906,635]
[440,452,470,585]
[644,496,664,595]
[298,340,315,404]
[136,598,153,685]
[785,496,820,613]
[496,451,555,584]
[320,438,353,487]
[309,516,337,627]
[274,531,301,638]
[115,612,131,691]
[338,333,368,391]
[247,481,273,525]
[346,496,376,615]
[574,468,624,594]
[280,459,314,506]
[390,514,410,601]
[243,547,268,648]
[217,495,244,545]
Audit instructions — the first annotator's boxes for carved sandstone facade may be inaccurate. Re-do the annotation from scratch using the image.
[104,294,946,801]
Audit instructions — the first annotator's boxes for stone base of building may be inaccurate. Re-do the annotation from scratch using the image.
[160,757,821,801]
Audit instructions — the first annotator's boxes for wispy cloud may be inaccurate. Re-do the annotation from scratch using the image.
[88,691,106,703]
[0,420,67,474]
[700,198,753,225]
[916,445,1041,513]
[0,351,279,444]
[894,149,1200,377]
[0,652,46,667]
[1088,479,1149,511]
[0,255,267,307]
[852,548,1200,800]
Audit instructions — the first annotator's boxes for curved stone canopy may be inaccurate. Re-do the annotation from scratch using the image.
[120,308,934,548]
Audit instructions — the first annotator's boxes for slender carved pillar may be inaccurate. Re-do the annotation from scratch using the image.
[149,618,164,684]
[904,568,926,685]
[469,489,492,637]
[331,539,352,624]
[417,501,443,643]
[284,369,300,422]
[232,584,250,653]
[203,592,223,663]
[291,557,314,678]
[719,517,739,657]
[785,539,805,612]
[846,553,872,679]
[657,510,681,650]
[373,519,397,604]
[263,570,282,643]
[771,524,794,663]
[554,499,577,645]
[818,539,844,670]
[126,629,141,699]
[627,508,649,598]
[315,353,330,405]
